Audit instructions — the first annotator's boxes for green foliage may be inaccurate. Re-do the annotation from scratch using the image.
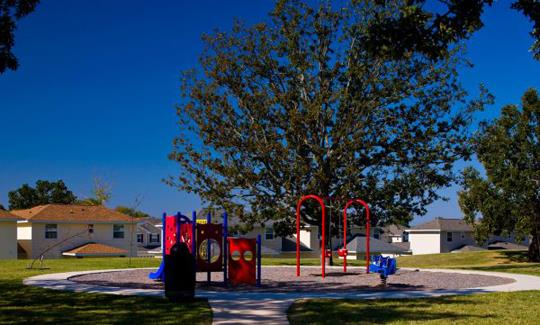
[115,206,151,219]
[0,0,40,73]
[362,0,540,61]
[459,88,540,261]
[76,177,112,206]
[170,0,491,236]
[8,179,77,210]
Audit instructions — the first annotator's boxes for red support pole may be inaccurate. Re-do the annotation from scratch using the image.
[296,194,326,279]
[343,199,371,274]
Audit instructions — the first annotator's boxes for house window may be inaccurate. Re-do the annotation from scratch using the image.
[447,232,453,242]
[137,234,144,243]
[461,232,465,239]
[149,234,160,243]
[265,227,274,240]
[113,224,125,239]
[45,224,57,239]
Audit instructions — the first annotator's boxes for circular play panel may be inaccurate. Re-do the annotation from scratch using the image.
[69,266,514,293]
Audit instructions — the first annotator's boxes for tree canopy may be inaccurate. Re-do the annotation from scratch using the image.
[115,206,151,219]
[169,0,491,236]
[459,88,540,261]
[0,0,40,73]
[361,0,540,61]
[8,179,77,210]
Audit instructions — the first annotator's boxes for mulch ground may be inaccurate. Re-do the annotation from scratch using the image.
[69,266,515,293]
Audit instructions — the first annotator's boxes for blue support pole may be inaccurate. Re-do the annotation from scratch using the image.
[223,212,228,287]
[161,212,166,281]
[256,234,261,287]
[192,211,197,272]
[207,212,211,284]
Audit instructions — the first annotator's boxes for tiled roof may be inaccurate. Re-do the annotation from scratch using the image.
[392,241,411,251]
[11,204,132,223]
[409,217,472,232]
[0,209,21,221]
[62,242,128,256]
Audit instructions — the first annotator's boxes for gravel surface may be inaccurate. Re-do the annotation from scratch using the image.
[69,266,515,293]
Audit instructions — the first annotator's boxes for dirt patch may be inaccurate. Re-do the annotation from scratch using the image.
[69,266,515,293]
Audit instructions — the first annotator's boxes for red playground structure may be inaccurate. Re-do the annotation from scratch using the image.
[296,195,371,279]
[149,211,262,288]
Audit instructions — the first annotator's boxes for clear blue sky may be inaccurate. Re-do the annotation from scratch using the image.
[0,1,539,224]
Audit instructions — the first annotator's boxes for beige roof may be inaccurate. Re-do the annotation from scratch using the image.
[0,209,21,221]
[62,242,128,256]
[11,204,132,223]
[409,217,472,232]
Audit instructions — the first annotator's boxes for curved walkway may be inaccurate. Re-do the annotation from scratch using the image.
[23,267,540,324]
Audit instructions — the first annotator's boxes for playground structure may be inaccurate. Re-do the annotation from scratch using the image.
[296,195,371,279]
[149,211,262,287]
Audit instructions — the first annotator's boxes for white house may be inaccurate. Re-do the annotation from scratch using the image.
[12,204,136,259]
[406,218,475,255]
[0,210,20,259]
[136,218,161,249]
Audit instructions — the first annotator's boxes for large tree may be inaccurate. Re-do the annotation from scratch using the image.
[169,0,490,236]
[0,0,39,73]
[8,179,77,209]
[459,88,540,262]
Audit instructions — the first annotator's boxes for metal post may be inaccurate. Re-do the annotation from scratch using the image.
[223,212,228,287]
[192,211,197,271]
[162,212,166,281]
[256,234,261,287]
[207,212,211,284]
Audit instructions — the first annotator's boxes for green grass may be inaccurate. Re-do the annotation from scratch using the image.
[288,291,540,325]
[0,258,212,324]
[397,250,540,276]
[287,250,540,324]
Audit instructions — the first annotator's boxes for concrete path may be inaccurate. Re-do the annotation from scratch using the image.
[23,267,540,325]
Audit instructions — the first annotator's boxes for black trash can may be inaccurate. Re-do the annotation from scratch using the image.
[164,242,195,301]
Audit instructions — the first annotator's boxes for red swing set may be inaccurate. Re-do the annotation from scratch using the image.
[296,195,371,279]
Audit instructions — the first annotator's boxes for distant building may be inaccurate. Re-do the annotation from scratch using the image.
[0,210,21,259]
[12,204,136,259]
[406,217,475,255]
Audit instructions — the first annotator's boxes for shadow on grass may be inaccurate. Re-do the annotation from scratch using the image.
[287,296,484,325]
[0,280,211,324]
[494,250,529,263]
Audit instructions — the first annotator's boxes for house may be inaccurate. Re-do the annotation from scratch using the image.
[0,210,21,259]
[344,234,408,259]
[378,224,409,243]
[12,204,136,259]
[136,218,162,249]
[406,217,476,255]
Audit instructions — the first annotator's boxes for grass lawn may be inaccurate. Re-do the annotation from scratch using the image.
[0,258,212,324]
[288,250,540,324]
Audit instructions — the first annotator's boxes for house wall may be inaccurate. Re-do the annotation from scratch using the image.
[0,221,18,259]
[29,222,136,259]
[440,231,476,252]
[408,231,442,255]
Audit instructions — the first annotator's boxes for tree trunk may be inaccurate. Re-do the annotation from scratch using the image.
[528,214,540,262]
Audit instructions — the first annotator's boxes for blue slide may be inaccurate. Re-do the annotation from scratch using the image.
[148,261,165,280]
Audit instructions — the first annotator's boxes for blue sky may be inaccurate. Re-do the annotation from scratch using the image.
[0,1,539,224]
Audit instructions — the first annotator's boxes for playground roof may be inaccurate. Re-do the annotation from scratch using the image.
[0,209,21,221]
[11,204,133,223]
[62,242,128,257]
[408,217,472,232]
[346,235,407,253]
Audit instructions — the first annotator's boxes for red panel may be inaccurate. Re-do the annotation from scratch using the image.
[196,223,223,272]
[228,238,256,286]
[180,223,193,254]
[165,216,177,255]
